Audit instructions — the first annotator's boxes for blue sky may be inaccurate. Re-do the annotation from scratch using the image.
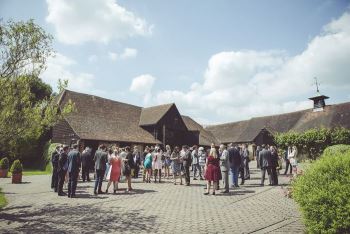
[1,0,349,124]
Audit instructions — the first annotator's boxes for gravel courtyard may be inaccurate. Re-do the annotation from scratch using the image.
[0,163,305,233]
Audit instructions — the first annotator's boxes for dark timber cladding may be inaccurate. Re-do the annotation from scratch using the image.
[52,90,199,149]
[139,104,199,146]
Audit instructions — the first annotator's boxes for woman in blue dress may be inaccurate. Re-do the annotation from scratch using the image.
[143,148,152,183]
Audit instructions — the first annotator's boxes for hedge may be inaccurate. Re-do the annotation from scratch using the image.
[292,144,350,233]
[275,127,350,160]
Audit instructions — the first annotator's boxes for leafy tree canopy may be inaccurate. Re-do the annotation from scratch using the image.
[0,19,73,163]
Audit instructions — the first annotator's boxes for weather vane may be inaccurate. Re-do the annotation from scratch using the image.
[314,77,320,93]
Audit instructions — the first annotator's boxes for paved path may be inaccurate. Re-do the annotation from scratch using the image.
[0,163,305,233]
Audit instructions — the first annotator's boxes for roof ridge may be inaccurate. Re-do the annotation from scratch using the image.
[206,119,250,128]
[142,103,174,109]
[64,89,142,109]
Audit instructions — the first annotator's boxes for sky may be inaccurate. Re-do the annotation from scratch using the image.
[1,0,350,125]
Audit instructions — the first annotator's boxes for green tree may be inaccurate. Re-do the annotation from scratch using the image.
[0,76,74,162]
[0,19,53,79]
[0,19,74,167]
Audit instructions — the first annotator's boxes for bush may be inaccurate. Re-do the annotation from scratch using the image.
[0,157,9,169]
[322,144,350,158]
[292,144,350,233]
[10,160,23,174]
[42,142,61,173]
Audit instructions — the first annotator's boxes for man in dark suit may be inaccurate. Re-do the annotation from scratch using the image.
[229,143,241,187]
[283,147,292,175]
[238,146,245,185]
[57,145,69,196]
[124,146,135,191]
[67,144,81,198]
[256,145,261,169]
[259,144,272,186]
[81,147,91,182]
[132,146,141,179]
[181,145,192,186]
[51,145,60,191]
[93,145,108,195]
[242,144,250,180]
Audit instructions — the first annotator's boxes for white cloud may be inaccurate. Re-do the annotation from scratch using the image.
[129,74,156,104]
[46,0,153,44]
[108,48,138,61]
[120,48,138,59]
[150,11,350,124]
[41,53,99,94]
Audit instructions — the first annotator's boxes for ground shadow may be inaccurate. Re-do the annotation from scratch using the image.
[107,188,157,196]
[0,205,32,212]
[3,192,16,195]
[0,202,158,233]
[73,188,157,198]
[215,190,256,196]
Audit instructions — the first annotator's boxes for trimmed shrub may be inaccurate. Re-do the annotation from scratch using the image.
[292,144,350,233]
[10,160,23,174]
[0,157,9,169]
[322,144,350,158]
[42,142,61,173]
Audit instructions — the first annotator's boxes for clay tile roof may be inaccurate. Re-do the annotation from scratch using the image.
[139,103,174,126]
[59,90,161,144]
[182,116,220,146]
[292,102,350,132]
[205,120,250,143]
[206,101,350,143]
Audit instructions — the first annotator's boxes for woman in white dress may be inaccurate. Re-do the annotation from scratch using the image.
[153,147,163,183]
[288,146,298,176]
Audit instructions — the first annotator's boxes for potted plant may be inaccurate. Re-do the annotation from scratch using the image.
[0,157,9,178]
[10,160,23,184]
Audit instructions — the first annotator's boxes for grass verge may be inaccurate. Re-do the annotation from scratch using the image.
[0,188,7,209]
[9,164,52,176]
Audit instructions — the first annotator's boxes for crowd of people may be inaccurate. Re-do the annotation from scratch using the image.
[50,142,299,198]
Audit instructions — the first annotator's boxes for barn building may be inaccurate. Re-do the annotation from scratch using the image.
[52,90,202,152]
[52,90,350,156]
[205,94,350,157]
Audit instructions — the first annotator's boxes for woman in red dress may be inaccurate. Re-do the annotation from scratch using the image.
[106,149,122,194]
[204,148,220,195]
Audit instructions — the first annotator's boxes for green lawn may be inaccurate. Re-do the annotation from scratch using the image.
[0,188,7,209]
[9,164,52,176]
[22,164,52,176]
[22,170,51,176]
